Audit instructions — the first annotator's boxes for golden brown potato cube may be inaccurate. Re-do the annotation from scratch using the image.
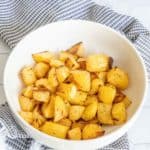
[98,84,116,104]
[40,121,69,139]
[90,78,104,95]
[122,96,132,108]
[33,90,50,102]
[34,62,49,78]
[112,102,126,124]
[19,111,33,124]
[41,95,55,118]
[71,70,91,92]
[72,121,86,130]
[114,91,125,103]
[21,66,37,85]
[56,66,69,83]
[82,124,105,139]
[50,59,64,67]
[69,105,85,121]
[68,127,81,140]
[97,103,113,125]
[35,78,54,92]
[48,68,58,88]
[69,91,87,105]
[82,96,98,121]
[58,83,77,101]
[107,68,129,90]
[19,96,35,111]
[54,96,68,122]
[58,118,72,127]
[32,106,46,128]
[86,54,109,72]
[32,51,53,63]
[22,85,33,98]
[68,42,84,57]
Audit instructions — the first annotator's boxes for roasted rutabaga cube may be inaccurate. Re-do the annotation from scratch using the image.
[54,95,68,122]
[68,91,87,105]
[82,96,98,121]
[71,70,91,92]
[34,62,49,78]
[19,111,34,124]
[19,96,35,111]
[58,83,77,101]
[67,42,85,57]
[41,95,55,118]
[107,68,129,90]
[112,102,126,124]
[56,66,69,83]
[69,105,85,121]
[21,66,37,85]
[86,54,109,72]
[68,127,81,140]
[97,103,113,125]
[40,121,69,139]
[33,90,50,102]
[82,124,105,139]
[98,84,116,104]
[32,51,53,63]
[22,85,33,98]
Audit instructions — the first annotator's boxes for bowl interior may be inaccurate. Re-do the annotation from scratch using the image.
[4,20,146,143]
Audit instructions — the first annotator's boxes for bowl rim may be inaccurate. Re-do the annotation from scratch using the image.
[3,19,148,147]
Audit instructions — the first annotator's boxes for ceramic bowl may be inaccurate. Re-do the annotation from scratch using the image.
[4,20,148,150]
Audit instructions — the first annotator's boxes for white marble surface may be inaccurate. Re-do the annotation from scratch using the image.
[0,0,150,150]
[95,0,150,29]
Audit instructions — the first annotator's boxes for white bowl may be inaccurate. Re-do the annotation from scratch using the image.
[3,20,148,150]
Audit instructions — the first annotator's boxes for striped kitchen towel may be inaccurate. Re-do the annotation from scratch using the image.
[0,0,150,150]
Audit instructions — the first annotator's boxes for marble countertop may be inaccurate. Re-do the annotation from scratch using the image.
[0,1,150,150]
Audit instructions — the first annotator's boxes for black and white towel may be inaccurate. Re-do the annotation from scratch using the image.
[0,0,150,150]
